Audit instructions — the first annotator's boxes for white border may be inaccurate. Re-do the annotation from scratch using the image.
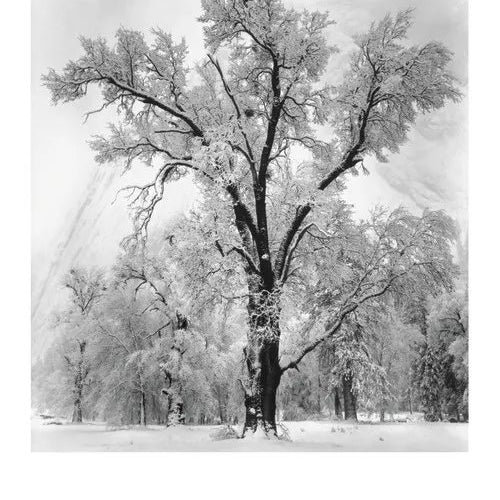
[2,0,499,498]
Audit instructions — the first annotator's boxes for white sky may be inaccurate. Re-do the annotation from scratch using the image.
[32,0,467,353]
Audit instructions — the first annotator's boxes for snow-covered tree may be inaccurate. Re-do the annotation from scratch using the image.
[413,289,468,421]
[365,307,421,421]
[43,2,460,436]
[61,268,106,422]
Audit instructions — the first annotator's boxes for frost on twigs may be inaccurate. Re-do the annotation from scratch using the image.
[276,422,291,441]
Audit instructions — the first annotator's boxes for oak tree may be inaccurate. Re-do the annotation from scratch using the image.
[43,2,460,436]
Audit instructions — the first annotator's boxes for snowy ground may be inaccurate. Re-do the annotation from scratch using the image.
[32,417,467,452]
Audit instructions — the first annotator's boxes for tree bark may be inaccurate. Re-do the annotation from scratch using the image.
[334,387,343,419]
[139,390,147,426]
[72,399,83,423]
[380,408,385,423]
[242,341,281,437]
[163,379,185,425]
[342,374,358,421]
[316,375,322,415]
[161,314,187,426]
[217,396,227,424]
[241,290,282,437]
[71,340,87,423]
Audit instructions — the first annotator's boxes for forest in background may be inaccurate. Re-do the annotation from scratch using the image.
[32,207,468,428]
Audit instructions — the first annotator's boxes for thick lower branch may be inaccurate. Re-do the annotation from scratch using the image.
[280,305,356,374]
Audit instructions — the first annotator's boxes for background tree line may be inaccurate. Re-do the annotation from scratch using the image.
[32,206,468,426]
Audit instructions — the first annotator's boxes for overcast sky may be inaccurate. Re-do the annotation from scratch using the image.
[32,0,467,353]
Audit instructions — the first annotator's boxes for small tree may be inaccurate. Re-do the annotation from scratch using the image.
[89,281,166,426]
[61,268,105,422]
[366,307,421,421]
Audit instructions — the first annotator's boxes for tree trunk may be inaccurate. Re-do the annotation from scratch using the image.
[164,381,185,426]
[242,341,281,437]
[161,352,185,425]
[72,398,82,423]
[334,387,343,419]
[316,375,322,415]
[241,290,282,438]
[380,408,385,423]
[71,340,87,423]
[139,391,147,426]
[342,374,358,421]
[162,313,187,426]
[172,399,185,424]
[218,397,227,424]
[151,394,161,424]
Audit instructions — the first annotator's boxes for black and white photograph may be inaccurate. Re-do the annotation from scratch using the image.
[4,0,498,494]
[30,0,471,456]
[5,0,500,495]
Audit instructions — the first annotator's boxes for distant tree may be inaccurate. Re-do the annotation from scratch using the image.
[64,268,106,315]
[60,268,105,422]
[365,307,421,421]
[43,2,460,436]
[413,289,468,421]
[279,354,324,421]
[412,341,445,421]
[32,335,76,418]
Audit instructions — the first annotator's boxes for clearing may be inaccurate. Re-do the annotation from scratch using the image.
[31,417,467,452]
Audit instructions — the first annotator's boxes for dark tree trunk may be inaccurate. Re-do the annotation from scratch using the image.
[380,408,385,422]
[173,400,185,424]
[334,387,343,419]
[71,340,87,423]
[316,375,322,415]
[72,399,82,423]
[241,290,282,437]
[242,341,281,437]
[164,387,171,424]
[342,374,358,421]
[139,390,147,426]
[463,408,469,422]
[218,397,227,424]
